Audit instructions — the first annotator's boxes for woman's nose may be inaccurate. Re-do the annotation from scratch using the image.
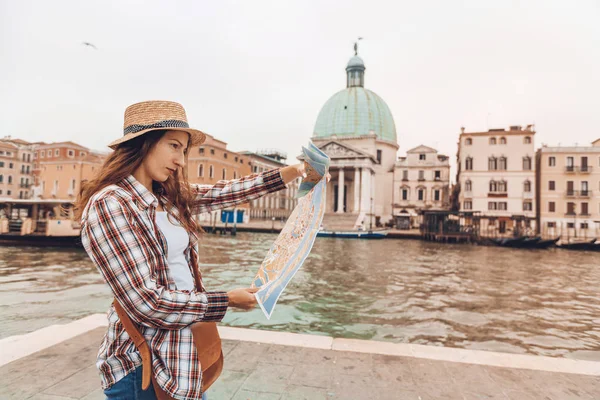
[174,155,185,168]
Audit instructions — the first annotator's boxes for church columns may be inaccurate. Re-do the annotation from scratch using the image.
[361,167,371,213]
[336,168,345,213]
[353,167,361,213]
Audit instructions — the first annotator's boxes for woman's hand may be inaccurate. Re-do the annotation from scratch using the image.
[227,288,259,310]
[280,163,330,184]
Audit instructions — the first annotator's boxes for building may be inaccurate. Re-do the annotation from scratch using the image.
[240,150,299,220]
[33,142,105,199]
[188,135,251,185]
[0,137,35,200]
[393,145,451,228]
[457,125,536,236]
[536,139,600,239]
[187,135,252,223]
[311,47,398,229]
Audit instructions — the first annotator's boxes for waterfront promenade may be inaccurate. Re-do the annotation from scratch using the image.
[0,315,598,399]
[203,219,422,239]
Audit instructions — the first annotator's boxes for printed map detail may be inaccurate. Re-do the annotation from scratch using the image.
[251,143,329,319]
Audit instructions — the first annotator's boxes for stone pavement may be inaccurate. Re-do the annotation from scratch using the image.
[1,325,599,400]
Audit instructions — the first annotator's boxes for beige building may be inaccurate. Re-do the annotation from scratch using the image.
[33,142,105,200]
[241,150,299,220]
[536,139,600,239]
[457,125,536,235]
[393,145,450,228]
[0,137,35,200]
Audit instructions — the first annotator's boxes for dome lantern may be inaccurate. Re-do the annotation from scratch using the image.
[346,40,365,88]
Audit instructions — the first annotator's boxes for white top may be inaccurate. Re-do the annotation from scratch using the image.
[155,211,195,291]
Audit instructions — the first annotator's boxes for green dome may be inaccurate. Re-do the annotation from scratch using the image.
[313,87,397,142]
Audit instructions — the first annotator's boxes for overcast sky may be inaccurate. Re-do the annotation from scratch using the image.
[1,0,599,176]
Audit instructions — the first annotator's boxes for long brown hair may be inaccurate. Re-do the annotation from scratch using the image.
[74,130,201,235]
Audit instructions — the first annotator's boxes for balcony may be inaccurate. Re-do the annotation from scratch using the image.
[417,177,425,182]
[19,183,31,189]
[488,192,508,198]
[565,166,593,173]
[565,212,576,216]
[401,177,409,182]
[565,190,592,198]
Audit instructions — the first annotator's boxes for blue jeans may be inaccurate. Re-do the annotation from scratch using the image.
[104,366,207,400]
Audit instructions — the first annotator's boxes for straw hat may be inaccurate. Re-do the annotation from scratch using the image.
[108,100,206,149]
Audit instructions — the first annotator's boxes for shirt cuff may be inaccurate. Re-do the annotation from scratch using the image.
[203,291,229,322]
[258,168,286,193]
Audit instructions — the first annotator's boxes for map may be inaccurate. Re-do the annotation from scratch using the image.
[251,143,329,319]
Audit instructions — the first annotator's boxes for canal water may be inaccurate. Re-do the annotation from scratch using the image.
[1,232,599,360]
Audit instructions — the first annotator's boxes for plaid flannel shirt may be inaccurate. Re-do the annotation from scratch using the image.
[81,169,286,399]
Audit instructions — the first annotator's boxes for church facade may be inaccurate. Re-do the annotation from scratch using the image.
[311,51,399,228]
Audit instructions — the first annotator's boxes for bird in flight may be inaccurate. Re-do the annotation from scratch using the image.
[82,42,98,50]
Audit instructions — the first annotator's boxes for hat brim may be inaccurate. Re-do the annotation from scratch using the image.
[108,127,206,150]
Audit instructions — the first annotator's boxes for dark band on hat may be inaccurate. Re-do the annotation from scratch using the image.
[123,120,189,135]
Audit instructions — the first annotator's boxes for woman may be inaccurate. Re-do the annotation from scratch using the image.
[77,100,307,399]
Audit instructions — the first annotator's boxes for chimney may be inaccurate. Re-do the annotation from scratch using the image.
[460,127,465,134]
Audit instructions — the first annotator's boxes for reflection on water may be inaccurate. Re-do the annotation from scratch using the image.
[1,233,599,360]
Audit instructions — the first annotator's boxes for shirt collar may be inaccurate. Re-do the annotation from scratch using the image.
[121,175,159,210]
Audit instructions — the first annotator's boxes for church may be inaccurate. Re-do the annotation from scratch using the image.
[310,47,399,229]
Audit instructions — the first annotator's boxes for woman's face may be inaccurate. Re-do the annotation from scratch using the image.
[143,130,189,182]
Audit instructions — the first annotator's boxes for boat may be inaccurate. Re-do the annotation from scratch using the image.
[0,199,81,247]
[317,229,389,239]
[490,236,527,247]
[532,236,560,249]
[516,236,542,248]
[557,238,597,251]
[486,236,559,249]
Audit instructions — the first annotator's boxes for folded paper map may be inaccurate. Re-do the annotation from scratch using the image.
[251,142,330,318]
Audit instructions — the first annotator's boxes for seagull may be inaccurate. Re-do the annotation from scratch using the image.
[82,42,98,50]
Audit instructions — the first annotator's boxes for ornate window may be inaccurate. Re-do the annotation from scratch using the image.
[465,180,472,192]
[465,157,473,170]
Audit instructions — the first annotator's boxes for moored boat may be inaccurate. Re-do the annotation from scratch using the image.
[0,199,81,247]
[557,238,597,251]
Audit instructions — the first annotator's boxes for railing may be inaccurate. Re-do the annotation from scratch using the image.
[565,190,592,198]
[565,212,576,216]
[565,166,593,173]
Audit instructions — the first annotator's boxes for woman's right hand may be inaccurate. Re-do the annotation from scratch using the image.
[227,287,259,310]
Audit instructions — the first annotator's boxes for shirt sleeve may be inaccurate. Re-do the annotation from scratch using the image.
[81,196,228,329]
[190,168,287,215]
